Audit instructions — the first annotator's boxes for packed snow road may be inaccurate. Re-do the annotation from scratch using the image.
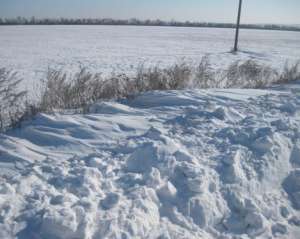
[0,82,300,238]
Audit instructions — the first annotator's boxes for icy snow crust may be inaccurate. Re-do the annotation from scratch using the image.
[0,84,300,239]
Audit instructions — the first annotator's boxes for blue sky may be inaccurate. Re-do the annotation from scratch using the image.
[0,0,299,24]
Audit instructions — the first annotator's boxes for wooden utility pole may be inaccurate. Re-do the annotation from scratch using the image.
[234,0,243,52]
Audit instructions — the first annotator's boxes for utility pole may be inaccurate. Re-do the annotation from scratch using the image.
[234,0,243,52]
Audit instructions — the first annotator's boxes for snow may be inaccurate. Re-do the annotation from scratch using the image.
[0,81,300,239]
[0,25,300,88]
[1,24,300,238]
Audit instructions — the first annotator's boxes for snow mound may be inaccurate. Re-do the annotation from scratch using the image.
[0,82,300,239]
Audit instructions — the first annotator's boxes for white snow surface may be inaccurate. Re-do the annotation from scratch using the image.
[0,82,300,239]
[1,25,300,88]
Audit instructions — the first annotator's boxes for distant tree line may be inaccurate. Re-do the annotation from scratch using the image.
[0,17,299,32]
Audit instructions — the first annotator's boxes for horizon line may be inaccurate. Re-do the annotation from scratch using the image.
[0,16,299,27]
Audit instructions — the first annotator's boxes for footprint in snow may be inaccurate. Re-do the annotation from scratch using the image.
[100,193,120,210]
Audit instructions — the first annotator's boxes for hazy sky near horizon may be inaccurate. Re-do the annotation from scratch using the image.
[0,0,299,24]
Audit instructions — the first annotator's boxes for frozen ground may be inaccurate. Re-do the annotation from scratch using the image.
[0,25,300,88]
[0,81,300,239]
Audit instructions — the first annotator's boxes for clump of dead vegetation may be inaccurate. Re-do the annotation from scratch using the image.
[1,58,299,132]
[277,61,300,84]
[0,68,37,131]
[40,62,193,112]
[224,60,279,88]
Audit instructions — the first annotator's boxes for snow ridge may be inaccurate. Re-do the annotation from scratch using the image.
[0,84,300,239]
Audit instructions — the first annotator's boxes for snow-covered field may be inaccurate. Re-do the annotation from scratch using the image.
[1,25,300,85]
[1,81,300,238]
[1,25,300,238]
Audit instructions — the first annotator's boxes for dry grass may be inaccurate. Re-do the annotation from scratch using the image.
[0,68,35,131]
[224,60,279,88]
[40,62,193,112]
[40,68,104,111]
[1,58,300,131]
[193,56,218,88]
[277,61,300,84]
[135,62,192,91]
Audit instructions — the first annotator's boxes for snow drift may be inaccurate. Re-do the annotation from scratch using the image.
[0,82,300,239]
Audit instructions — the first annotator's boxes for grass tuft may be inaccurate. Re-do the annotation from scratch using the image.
[1,58,300,132]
